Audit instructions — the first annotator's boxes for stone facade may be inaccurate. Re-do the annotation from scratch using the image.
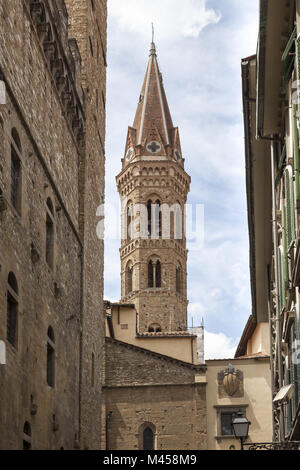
[104,338,207,450]
[0,0,106,449]
[103,42,208,451]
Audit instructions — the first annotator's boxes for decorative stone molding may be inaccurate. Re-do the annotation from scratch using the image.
[27,0,85,146]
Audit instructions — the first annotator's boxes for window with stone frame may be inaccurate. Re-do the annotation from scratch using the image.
[7,272,18,348]
[46,197,55,269]
[23,421,32,450]
[138,422,156,450]
[176,263,182,293]
[147,198,161,237]
[148,323,162,333]
[143,427,154,450]
[10,128,22,215]
[125,261,133,294]
[148,259,161,288]
[215,405,248,438]
[47,326,55,388]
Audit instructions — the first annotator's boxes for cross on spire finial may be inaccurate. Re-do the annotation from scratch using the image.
[152,22,154,43]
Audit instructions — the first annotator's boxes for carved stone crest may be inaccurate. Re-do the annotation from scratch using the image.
[218,364,244,398]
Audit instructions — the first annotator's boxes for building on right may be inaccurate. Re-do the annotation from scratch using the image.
[242,0,300,442]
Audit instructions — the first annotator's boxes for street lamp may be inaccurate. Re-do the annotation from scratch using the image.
[232,412,251,450]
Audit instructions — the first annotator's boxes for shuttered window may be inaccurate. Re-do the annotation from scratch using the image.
[282,27,296,92]
[278,246,286,314]
[284,167,295,249]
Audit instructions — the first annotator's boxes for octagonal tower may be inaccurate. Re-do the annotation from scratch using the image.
[116,42,191,333]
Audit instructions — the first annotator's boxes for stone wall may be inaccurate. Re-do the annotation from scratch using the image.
[0,0,107,449]
[103,339,207,450]
[64,0,107,450]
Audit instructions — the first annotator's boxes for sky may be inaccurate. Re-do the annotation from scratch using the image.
[104,0,259,359]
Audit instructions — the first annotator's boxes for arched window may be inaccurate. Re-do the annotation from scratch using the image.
[127,201,134,240]
[143,427,154,450]
[47,326,55,388]
[23,421,31,450]
[7,272,18,347]
[148,260,153,288]
[148,323,162,333]
[156,260,161,288]
[147,198,161,237]
[147,200,152,236]
[138,422,156,450]
[155,199,162,237]
[176,263,182,293]
[174,202,183,241]
[46,198,55,269]
[126,261,133,294]
[148,259,161,288]
[10,128,22,215]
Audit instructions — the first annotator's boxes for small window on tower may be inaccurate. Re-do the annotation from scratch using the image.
[23,421,32,450]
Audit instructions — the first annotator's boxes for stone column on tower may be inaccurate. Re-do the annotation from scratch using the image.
[116,42,191,333]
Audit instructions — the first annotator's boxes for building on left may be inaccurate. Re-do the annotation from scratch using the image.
[0,0,107,450]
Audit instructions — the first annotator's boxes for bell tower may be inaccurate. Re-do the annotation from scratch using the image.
[116,42,191,333]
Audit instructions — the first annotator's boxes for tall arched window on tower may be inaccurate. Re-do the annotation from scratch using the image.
[23,422,32,450]
[7,272,18,347]
[148,260,153,287]
[127,201,134,240]
[176,263,182,293]
[10,128,22,215]
[46,198,55,269]
[47,326,55,388]
[156,260,161,287]
[147,200,152,237]
[147,198,161,237]
[126,261,133,294]
[155,199,162,237]
[148,259,161,288]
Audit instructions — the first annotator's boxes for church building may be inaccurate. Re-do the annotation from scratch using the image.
[102,41,208,451]
[101,40,274,452]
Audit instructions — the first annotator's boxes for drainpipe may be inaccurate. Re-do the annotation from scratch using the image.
[270,139,284,440]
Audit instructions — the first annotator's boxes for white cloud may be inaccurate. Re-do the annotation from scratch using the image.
[108,0,221,40]
[204,331,238,360]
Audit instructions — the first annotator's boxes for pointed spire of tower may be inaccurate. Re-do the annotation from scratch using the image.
[122,39,185,164]
[133,40,173,150]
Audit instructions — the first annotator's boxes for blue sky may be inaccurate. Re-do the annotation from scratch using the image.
[104,0,259,358]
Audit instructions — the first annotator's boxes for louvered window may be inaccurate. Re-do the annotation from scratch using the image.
[278,246,286,314]
[284,166,295,249]
[281,27,296,92]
